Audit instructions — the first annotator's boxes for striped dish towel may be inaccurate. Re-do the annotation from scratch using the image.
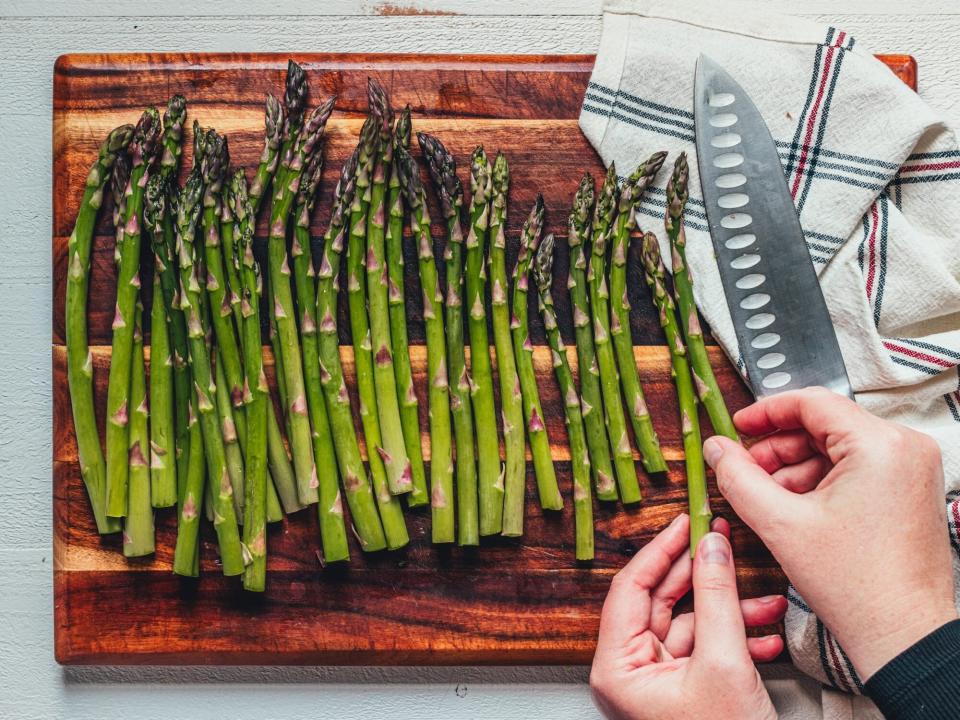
[580,0,960,702]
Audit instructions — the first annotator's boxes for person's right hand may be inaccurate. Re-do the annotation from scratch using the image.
[703,387,957,681]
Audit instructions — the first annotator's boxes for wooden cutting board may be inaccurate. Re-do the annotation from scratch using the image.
[52,52,917,665]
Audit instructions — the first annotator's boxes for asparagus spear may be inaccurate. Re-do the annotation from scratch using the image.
[396,143,455,544]
[157,95,191,490]
[417,132,477,546]
[386,107,428,507]
[267,97,337,506]
[534,233,594,561]
[105,108,161,518]
[123,303,155,557]
[641,232,710,555]
[247,93,302,516]
[466,146,504,536]
[666,153,738,441]
[487,152,525,537]
[610,152,669,474]
[147,258,177,508]
[364,80,413,496]
[511,196,562,512]
[248,93,284,216]
[316,147,393,552]
[110,153,131,267]
[589,164,642,505]
[230,172,270,590]
[65,124,131,535]
[175,169,245,576]
[344,114,409,550]
[292,140,350,562]
[214,351,244,516]
[220,183,244,334]
[567,175,618,502]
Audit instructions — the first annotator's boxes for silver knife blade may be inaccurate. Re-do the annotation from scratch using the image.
[693,54,853,399]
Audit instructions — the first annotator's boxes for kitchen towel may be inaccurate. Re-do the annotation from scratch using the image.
[580,0,960,705]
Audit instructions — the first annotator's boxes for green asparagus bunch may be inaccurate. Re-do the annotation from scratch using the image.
[418,132,479,546]
[66,124,132,535]
[512,195,562,513]
[641,232,710,555]
[318,139,404,551]
[534,233,593,561]
[610,152,668,474]
[666,153,737,441]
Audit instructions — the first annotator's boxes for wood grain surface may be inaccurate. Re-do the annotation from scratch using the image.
[52,52,915,666]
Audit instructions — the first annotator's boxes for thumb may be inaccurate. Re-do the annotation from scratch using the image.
[691,532,751,668]
[703,435,796,538]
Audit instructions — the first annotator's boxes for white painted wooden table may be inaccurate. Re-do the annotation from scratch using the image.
[3,1,957,717]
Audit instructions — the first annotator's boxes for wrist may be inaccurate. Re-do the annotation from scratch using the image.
[847,606,958,681]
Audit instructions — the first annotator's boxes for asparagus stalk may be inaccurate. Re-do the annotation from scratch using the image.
[386,107,428,507]
[566,175,618,502]
[220,184,244,334]
[487,153,526,537]
[316,147,393,552]
[610,152,669,474]
[123,304,155,557]
[65,124,131,534]
[589,164,642,504]
[666,153,738,441]
[247,93,302,516]
[147,259,177,508]
[466,146,504,536]
[105,108,161,517]
[641,232,710,555]
[364,81,413,496]
[175,169,245,575]
[214,351,245,516]
[231,172,270,590]
[173,392,204,576]
[396,143,455,544]
[157,95,191,489]
[534,234,594,561]
[417,132,477,546]
[292,141,350,562]
[346,114,409,550]
[267,97,337,506]
[511,196,562,512]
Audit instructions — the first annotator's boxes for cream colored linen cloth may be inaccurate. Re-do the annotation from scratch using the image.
[580,0,960,712]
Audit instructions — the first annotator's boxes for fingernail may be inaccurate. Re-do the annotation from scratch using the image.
[699,533,731,565]
[703,437,724,468]
[757,595,784,605]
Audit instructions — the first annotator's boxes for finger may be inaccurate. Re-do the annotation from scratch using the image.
[596,513,691,652]
[704,436,798,533]
[747,635,785,662]
[733,387,865,453]
[771,455,831,493]
[740,595,788,627]
[748,430,817,473]
[691,533,752,667]
[661,595,786,659]
[649,517,730,639]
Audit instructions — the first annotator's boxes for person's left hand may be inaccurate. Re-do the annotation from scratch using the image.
[590,513,787,720]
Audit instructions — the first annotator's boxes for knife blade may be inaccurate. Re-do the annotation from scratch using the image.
[693,54,854,400]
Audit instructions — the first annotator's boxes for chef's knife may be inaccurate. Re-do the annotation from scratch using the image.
[693,54,854,399]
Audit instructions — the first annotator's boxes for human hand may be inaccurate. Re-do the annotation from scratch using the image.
[590,513,786,720]
[704,387,957,681]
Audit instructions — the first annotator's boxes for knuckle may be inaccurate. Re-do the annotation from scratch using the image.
[589,666,609,696]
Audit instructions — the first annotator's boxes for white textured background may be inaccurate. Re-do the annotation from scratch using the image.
[3,1,958,718]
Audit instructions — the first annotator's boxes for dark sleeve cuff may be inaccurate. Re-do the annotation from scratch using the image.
[864,618,960,720]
